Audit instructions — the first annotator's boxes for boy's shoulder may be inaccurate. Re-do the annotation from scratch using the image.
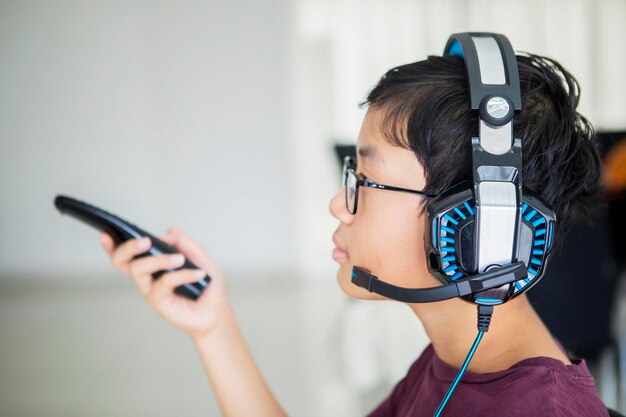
[367,343,609,417]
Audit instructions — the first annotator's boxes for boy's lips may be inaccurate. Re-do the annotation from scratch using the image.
[332,235,349,262]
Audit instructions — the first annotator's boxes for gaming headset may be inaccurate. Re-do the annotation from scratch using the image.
[351,32,556,307]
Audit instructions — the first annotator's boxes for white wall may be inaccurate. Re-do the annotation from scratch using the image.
[0,0,296,281]
[2,0,624,284]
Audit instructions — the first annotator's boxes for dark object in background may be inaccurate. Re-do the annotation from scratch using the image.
[334,143,355,170]
[601,132,626,269]
[529,131,625,360]
[527,201,618,360]
[610,192,626,269]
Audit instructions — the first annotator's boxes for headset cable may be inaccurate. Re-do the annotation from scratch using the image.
[433,304,494,417]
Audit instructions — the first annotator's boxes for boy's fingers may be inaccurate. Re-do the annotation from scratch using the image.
[133,272,153,297]
[158,234,176,245]
[167,228,210,263]
[128,253,186,279]
[110,237,151,270]
[100,233,114,255]
[149,268,206,303]
[159,227,213,271]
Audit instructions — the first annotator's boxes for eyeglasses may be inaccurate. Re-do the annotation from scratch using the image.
[342,155,439,215]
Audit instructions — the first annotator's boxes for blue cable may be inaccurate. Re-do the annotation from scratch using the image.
[432,330,485,417]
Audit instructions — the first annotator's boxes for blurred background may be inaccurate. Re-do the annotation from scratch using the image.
[1,0,625,416]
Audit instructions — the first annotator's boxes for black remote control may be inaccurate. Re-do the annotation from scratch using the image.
[54,195,210,300]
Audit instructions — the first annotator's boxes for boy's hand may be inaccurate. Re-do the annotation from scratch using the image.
[100,227,231,340]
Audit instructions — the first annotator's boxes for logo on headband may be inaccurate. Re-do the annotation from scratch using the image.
[486,96,510,119]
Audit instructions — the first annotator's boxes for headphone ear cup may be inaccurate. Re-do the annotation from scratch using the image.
[426,183,557,301]
[426,181,475,286]
[513,194,557,295]
[457,218,475,273]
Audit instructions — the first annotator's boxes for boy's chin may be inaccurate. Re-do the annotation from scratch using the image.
[336,265,384,300]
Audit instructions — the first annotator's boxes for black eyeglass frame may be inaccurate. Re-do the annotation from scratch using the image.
[342,155,440,215]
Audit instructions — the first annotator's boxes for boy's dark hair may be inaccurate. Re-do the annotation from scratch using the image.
[359,53,604,253]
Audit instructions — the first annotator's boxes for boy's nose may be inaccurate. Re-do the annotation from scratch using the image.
[329,187,354,225]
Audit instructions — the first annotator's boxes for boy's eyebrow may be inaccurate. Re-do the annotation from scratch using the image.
[357,145,384,167]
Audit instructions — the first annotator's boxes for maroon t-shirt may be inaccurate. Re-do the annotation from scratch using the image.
[367,343,609,417]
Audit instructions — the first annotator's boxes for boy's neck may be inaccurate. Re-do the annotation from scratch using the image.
[407,293,572,373]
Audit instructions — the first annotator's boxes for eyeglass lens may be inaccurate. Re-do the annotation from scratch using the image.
[342,159,356,214]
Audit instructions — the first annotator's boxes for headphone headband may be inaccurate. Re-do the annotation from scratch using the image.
[445,33,524,281]
[444,32,521,113]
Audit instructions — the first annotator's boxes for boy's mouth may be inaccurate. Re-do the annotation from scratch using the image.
[332,235,349,262]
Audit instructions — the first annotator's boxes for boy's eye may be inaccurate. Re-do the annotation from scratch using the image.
[360,173,376,184]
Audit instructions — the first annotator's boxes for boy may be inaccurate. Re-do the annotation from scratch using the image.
[101,38,608,416]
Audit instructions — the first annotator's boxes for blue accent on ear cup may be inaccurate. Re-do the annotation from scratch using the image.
[475,297,503,305]
[447,40,464,58]
[517,200,551,291]
[548,221,554,250]
[432,217,438,249]
[524,208,537,221]
[435,200,474,282]
[444,214,458,225]
[441,226,456,234]
[508,199,555,296]
[451,270,464,280]
[532,217,546,227]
